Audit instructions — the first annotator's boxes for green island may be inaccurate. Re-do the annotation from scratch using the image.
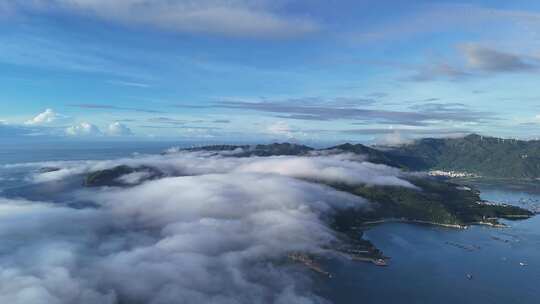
[85,165,163,187]
[82,135,538,271]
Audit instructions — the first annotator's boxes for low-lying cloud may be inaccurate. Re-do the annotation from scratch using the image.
[0,150,418,303]
[0,175,363,303]
[18,150,415,188]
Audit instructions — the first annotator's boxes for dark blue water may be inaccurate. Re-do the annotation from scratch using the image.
[0,140,191,194]
[0,140,190,165]
[323,186,540,304]
[1,142,539,303]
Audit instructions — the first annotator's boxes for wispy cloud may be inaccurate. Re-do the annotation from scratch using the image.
[407,63,472,82]
[9,0,320,39]
[69,104,163,113]
[216,98,496,126]
[107,80,151,88]
[407,45,539,82]
[462,45,538,72]
[0,32,149,79]
[146,117,187,125]
[345,3,540,44]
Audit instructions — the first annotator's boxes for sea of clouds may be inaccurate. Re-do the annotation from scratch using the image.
[0,149,414,303]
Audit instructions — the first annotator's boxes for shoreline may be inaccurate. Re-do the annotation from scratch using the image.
[359,218,513,229]
[361,218,467,229]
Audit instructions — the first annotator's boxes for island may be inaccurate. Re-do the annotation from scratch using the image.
[82,136,537,271]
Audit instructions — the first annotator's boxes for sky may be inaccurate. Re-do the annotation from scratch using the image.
[1,0,540,144]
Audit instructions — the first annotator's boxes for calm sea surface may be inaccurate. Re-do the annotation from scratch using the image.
[323,185,540,304]
[1,142,539,304]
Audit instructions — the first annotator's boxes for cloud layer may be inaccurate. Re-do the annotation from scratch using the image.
[1,148,417,303]
[19,149,414,188]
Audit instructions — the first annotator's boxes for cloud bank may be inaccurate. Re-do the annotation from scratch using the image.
[20,150,414,188]
[0,149,419,303]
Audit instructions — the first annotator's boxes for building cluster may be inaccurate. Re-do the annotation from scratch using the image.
[428,170,478,178]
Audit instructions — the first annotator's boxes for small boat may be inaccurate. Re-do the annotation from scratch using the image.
[373,259,388,266]
[519,262,527,266]
[466,274,473,280]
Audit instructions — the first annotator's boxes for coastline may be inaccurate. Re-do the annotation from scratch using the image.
[361,218,467,229]
[359,218,512,229]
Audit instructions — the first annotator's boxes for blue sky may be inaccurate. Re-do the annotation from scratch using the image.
[1,0,540,143]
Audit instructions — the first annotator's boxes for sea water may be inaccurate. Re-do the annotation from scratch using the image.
[323,186,540,304]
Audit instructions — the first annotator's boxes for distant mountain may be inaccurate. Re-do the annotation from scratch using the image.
[385,134,540,179]
[327,143,406,169]
[182,135,540,179]
[82,148,534,265]
[187,143,314,157]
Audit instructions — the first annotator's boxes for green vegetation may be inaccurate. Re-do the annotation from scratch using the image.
[187,142,313,157]
[327,143,406,168]
[187,134,540,179]
[386,134,540,178]
[84,165,163,187]
[327,177,533,230]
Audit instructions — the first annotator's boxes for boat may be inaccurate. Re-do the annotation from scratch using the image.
[373,259,388,266]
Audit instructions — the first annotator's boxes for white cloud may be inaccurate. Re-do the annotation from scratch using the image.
[107,80,150,88]
[12,0,319,39]
[22,149,415,188]
[25,109,65,125]
[0,173,363,303]
[375,131,413,147]
[0,146,425,302]
[65,122,102,136]
[266,121,293,138]
[107,122,133,136]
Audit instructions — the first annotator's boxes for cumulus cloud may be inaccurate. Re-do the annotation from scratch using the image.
[10,0,319,39]
[107,122,133,136]
[65,122,102,136]
[266,121,294,138]
[25,109,66,125]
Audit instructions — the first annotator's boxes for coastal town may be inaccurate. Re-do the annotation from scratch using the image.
[428,170,479,178]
